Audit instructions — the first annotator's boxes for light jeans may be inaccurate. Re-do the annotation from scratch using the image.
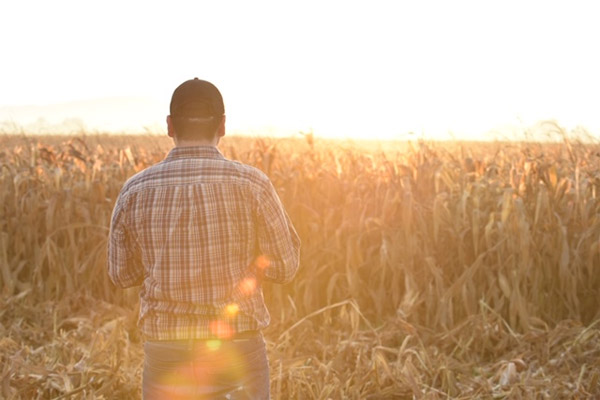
[143,334,270,399]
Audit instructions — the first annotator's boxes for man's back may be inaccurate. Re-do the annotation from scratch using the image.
[109,145,300,340]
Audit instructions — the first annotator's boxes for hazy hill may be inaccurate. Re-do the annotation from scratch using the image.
[0,97,166,134]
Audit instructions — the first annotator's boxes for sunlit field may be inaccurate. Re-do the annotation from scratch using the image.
[1,131,600,398]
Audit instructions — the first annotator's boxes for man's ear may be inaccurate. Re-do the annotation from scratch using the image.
[167,115,175,138]
[217,115,226,138]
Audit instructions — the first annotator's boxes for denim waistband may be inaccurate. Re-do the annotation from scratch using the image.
[146,330,262,343]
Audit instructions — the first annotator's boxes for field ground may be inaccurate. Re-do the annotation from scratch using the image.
[1,133,600,398]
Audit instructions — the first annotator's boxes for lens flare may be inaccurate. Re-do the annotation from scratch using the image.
[226,303,240,315]
[206,339,222,351]
[239,277,257,295]
[255,254,270,270]
[156,365,197,398]
[209,320,234,339]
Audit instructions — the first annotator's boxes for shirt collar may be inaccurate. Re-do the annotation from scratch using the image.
[165,146,225,161]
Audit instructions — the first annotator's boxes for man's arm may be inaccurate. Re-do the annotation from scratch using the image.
[256,180,300,284]
[107,193,144,288]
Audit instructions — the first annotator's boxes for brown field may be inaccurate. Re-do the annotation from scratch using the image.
[1,132,600,399]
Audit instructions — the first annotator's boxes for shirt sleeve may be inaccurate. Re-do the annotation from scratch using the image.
[255,180,300,284]
[107,192,144,288]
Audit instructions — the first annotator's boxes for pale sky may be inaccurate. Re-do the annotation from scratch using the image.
[1,0,599,140]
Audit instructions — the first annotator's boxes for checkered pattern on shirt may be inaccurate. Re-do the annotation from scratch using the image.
[108,146,300,340]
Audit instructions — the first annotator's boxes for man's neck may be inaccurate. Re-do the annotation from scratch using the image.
[174,138,219,147]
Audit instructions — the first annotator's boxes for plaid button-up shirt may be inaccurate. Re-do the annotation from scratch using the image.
[108,146,300,340]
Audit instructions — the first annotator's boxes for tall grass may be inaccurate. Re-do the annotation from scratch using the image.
[1,132,599,398]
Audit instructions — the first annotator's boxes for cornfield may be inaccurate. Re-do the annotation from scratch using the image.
[1,130,599,398]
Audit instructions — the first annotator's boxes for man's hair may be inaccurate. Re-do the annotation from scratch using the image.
[170,78,225,140]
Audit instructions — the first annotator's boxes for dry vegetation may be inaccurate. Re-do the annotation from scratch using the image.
[1,131,600,399]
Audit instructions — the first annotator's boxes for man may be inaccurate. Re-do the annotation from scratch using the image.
[107,78,300,399]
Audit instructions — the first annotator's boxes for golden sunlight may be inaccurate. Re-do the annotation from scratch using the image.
[1,1,598,140]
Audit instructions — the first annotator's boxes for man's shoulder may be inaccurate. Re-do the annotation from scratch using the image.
[118,157,272,196]
[120,162,161,189]
[226,159,269,180]
[222,159,273,193]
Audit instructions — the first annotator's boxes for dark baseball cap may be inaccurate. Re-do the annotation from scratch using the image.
[169,78,225,121]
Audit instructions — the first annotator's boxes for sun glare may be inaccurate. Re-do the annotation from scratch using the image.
[0,1,598,140]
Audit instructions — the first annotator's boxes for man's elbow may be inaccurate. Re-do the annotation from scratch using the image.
[282,242,301,283]
[108,265,143,289]
[284,254,300,283]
